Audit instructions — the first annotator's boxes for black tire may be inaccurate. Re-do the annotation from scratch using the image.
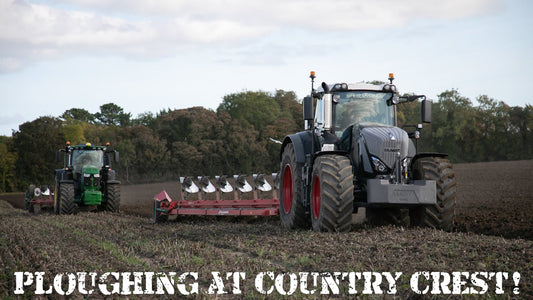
[279,143,310,229]
[310,155,354,232]
[366,208,409,227]
[60,183,76,215]
[105,184,120,212]
[410,157,456,231]
[25,184,35,212]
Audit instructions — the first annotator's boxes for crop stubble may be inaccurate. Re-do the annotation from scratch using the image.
[0,160,532,297]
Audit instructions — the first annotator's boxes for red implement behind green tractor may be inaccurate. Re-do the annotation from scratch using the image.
[25,185,54,213]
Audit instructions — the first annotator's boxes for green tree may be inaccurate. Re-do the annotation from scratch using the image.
[508,105,532,159]
[116,125,169,181]
[132,112,156,128]
[61,108,95,123]
[95,103,131,127]
[61,122,86,145]
[217,91,281,135]
[272,90,304,131]
[157,107,225,176]
[217,110,267,174]
[429,90,483,162]
[0,138,17,192]
[12,117,65,188]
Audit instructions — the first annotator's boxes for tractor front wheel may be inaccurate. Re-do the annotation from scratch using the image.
[60,183,76,214]
[105,184,120,212]
[310,155,354,232]
[410,157,456,231]
[279,143,309,229]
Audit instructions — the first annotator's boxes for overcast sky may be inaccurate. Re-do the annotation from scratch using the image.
[0,0,531,136]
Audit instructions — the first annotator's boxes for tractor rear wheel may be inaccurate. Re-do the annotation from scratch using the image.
[60,183,76,214]
[26,184,35,212]
[279,143,309,229]
[410,157,456,231]
[105,184,120,212]
[310,155,354,232]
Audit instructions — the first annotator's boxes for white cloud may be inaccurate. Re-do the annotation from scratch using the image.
[0,0,503,72]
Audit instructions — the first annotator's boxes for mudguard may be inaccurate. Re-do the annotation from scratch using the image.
[412,152,448,165]
[280,131,315,164]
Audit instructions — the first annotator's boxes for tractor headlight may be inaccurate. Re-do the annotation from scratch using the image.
[93,174,100,186]
[83,173,91,186]
[371,156,388,173]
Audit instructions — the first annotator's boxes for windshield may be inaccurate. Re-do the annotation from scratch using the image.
[334,91,394,137]
[72,149,104,173]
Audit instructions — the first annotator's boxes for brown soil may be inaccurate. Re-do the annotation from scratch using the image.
[119,160,533,240]
[1,160,532,298]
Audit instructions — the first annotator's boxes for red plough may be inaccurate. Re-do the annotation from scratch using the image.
[153,174,279,223]
[25,185,54,213]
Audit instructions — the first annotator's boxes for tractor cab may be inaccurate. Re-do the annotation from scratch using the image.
[72,148,104,175]
[331,89,395,136]
[70,146,106,205]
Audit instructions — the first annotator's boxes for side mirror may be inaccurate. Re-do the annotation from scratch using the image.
[303,96,313,122]
[421,100,432,123]
[321,82,330,93]
[114,151,119,163]
[56,150,62,163]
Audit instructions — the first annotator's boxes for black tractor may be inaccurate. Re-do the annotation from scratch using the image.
[55,142,120,214]
[279,72,456,232]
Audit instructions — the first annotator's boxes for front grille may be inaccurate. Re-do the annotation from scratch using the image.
[362,126,409,168]
[83,174,100,187]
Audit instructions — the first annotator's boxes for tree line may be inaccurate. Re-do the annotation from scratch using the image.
[0,89,531,192]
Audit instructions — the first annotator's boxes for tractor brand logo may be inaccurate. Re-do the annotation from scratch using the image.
[389,132,397,141]
[384,148,400,152]
[393,190,417,202]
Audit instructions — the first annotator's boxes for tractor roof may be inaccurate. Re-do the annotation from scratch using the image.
[70,143,107,151]
[317,82,388,93]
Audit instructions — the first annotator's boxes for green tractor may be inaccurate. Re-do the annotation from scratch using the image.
[54,142,120,214]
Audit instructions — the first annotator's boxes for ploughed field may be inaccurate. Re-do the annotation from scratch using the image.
[1,160,532,298]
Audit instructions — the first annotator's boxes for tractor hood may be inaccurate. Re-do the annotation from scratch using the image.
[82,166,100,174]
[360,125,411,169]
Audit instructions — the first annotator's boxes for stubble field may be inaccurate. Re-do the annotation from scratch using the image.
[1,160,532,298]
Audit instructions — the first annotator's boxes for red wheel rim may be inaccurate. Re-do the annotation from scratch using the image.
[312,174,320,219]
[282,164,293,214]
